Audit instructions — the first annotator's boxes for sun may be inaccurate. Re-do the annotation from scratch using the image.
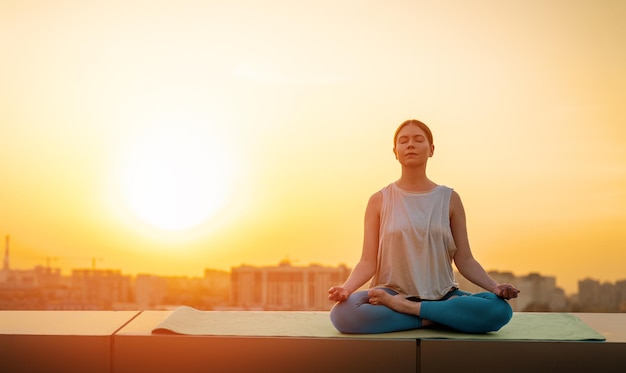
[117,119,235,232]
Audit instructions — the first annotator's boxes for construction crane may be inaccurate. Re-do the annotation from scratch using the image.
[50,256,104,271]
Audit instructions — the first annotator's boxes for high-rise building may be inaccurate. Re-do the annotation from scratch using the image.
[70,268,132,309]
[231,260,351,311]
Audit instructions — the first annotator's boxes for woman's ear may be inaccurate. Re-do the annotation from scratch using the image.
[393,147,398,159]
[429,144,435,157]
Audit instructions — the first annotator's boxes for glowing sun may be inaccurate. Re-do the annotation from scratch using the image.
[117,122,235,232]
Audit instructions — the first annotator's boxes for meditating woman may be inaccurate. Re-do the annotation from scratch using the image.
[328,119,519,334]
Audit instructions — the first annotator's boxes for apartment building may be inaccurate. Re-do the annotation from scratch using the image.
[231,261,351,311]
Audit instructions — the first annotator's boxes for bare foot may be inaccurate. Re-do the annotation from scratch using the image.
[367,289,421,315]
[367,289,434,327]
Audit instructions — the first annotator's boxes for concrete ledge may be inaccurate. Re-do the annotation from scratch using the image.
[1,311,624,373]
[114,335,416,373]
[419,313,626,373]
[420,339,624,372]
[0,311,139,373]
[114,310,417,373]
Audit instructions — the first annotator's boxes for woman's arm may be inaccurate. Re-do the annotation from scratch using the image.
[449,190,519,299]
[328,191,382,302]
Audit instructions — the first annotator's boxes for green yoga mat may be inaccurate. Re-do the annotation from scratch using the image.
[152,307,605,341]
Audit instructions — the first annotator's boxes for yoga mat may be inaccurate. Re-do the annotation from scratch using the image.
[152,307,605,341]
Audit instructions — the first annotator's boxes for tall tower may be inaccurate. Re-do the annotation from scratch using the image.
[3,235,9,271]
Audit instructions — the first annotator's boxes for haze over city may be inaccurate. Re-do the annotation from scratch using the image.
[1,1,625,295]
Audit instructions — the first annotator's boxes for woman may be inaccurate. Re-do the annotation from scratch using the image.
[328,119,519,334]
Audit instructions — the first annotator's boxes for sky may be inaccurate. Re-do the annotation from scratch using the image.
[1,0,625,294]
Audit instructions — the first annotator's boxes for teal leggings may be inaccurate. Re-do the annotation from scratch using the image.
[330,288,513,334]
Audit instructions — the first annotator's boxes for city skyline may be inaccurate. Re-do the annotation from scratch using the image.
[2,2,625,297]
[3,235,624,296]
[3,253,625,314]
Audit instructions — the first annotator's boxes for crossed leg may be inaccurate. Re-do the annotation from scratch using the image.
[330,288,512,334]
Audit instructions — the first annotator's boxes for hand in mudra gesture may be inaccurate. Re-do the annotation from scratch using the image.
[492,284,520,300]
[328,286,351,302]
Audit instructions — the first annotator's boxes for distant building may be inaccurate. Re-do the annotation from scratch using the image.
[201,269,230,306]
[231,261,351,311]
[1,235,624,313]
[144,270,232,310]
[578,278,625,312]
[135,274,167,309]
[515,273,567,311]
[70,268,132,309]
[0,265,64,309]
[455,271,567,312]
[617,280,626,312]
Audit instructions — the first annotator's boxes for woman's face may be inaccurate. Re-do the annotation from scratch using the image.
[393,124,434,166]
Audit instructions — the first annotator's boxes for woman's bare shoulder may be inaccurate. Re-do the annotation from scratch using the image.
[365,190,383,216]
[448,189,466,218]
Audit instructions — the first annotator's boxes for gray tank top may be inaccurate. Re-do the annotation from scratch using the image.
[370,183,458,300]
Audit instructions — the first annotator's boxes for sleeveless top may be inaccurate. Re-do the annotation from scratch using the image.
[369,183,459,300]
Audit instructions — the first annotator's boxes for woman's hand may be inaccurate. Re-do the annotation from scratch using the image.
[492,284,520,300]
[328,286,351,302]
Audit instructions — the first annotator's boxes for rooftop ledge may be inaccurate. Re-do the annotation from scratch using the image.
[1,311,625,373]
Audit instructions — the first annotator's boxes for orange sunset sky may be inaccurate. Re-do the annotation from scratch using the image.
[1,1,624,294]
